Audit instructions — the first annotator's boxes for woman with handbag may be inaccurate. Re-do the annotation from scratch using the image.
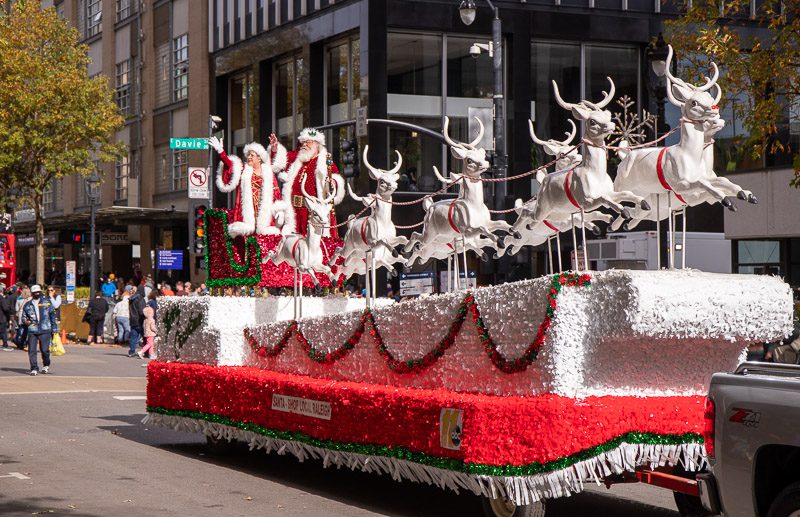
[86,292,108,344]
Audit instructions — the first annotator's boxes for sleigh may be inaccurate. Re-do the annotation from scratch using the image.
[144,268,792,515]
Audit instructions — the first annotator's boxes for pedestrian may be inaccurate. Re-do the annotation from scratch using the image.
[185,282,197,297]
[146,289,159,322]
[22,285,58,375]
[113,287,132,344]
[14,287,30,350]
[138,305,157,359]
[101,275,117,341]
[128,285,146,358]
[161,283,175,296]
[0,285,13,351]
[175,281,186,296]
[86,292,109,344]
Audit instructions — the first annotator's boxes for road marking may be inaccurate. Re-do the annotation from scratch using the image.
[0,390,145,396]
[0,472,30,480]
[113,395,147,401]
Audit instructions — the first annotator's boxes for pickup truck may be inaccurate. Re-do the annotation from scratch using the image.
[698,362,800,517]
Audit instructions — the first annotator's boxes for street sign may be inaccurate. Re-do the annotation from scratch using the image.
[570,248,586,271]
[399,271,434,297]
[170,138,208,150]
[439,270,476,293]
[65,261,76,303]
[356,107,368,137]
[188,167,210,199]
[157,250,184,270]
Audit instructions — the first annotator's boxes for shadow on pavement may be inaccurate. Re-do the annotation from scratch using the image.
[0,367,34,375]
[88,412,679,517]
[0,495,104,517]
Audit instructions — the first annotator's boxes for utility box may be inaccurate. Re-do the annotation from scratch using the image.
[587,231,731,273]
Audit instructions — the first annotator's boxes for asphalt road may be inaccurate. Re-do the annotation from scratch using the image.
[0,343,683,517]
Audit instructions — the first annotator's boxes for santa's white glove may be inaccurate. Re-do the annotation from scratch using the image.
[207,136,224,155]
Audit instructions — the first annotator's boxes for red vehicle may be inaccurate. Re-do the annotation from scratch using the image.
[0,234,16,287]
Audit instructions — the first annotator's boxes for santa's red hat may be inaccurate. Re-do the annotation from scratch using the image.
[297,127,326,147]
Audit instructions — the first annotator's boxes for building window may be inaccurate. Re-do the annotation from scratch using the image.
[115,154,129,201]
[325,37,360,171]
[43,181,54,213]
[172,150,188,191]
[736,240,781,275]
[86,0,102,38]
[173,34,189,101]
[230,70,259,151]
[274,55,308,145]
[117,0,134,22]
[116,60,130,116]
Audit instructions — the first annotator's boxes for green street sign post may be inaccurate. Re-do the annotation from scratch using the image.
[170,138,208,150]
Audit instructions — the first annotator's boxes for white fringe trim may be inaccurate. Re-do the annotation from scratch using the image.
[143,412,707,506]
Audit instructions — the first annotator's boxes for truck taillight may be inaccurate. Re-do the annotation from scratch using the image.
[703,397,715,459]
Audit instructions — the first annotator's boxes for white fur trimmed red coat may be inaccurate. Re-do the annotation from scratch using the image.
[214,145,293,237]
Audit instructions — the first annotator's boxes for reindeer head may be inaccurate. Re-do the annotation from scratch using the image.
[552,78,617,141]
[301,174,336,229]
[363,145,402,198]
[665,45,721,123]
[443,116,489,179]
[528,119,582,170]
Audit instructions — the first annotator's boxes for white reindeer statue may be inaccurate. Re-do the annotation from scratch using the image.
[403,117,512,289]
[610,45,757,234]
[332,146,407,306]
[263,174,337,318]
[498,119,612,260]
[510,78,649,269]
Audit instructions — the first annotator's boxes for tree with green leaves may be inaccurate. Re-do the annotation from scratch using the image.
[664,0,800,186]
[0,1,124,284]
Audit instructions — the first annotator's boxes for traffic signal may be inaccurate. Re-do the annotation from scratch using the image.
[340,138,359,178]
[71,232,86,243]
[193,204,207,255]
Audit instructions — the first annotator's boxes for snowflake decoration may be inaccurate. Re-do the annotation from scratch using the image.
[610,95,655,146]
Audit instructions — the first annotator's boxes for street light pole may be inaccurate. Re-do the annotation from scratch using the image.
[459,0,507,279]
[207,115,221,209]
[86,173,101,299]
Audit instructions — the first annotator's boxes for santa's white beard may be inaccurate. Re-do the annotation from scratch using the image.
[297,147,317,163]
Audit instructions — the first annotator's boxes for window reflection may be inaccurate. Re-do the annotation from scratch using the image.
[275,55,307,146]
[387,33,442,97]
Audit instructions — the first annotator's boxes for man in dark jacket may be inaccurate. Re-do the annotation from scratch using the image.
[127,285,146,358]
[0,285,12,351]
[22,285,58,375]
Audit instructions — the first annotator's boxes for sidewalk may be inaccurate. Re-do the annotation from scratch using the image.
[0,341,151,379]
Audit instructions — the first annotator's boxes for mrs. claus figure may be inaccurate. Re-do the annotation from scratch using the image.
[208,136,293,237]
[269,128,346,238]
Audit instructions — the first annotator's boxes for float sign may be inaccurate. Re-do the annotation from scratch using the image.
[399,271,434,296]
[188,167,210,199]
[157,250,183,270]
[65,261,76,303]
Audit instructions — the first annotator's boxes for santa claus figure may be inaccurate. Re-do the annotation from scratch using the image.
[270,128,345,238]
[209,136,292,237]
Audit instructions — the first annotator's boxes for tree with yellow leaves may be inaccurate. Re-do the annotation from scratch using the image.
[665,0,800,186]
[0,1,124,284]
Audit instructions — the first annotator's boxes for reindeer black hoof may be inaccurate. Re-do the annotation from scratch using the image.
[496,236,506,249]
[722,198,736,211]
[402,265,412,273]
[390,269,398,278]
[513,231,522,240]
[391,248,400,258]
[591,226,602,237]
[480,252,489,262]
[748,194,758,204]
[621,221,630,231]
[640,199,651,211]
[622,207,633,220]
[737,191,748,201]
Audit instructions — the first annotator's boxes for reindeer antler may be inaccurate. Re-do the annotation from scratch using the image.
[561,119,577,145]
[362,145,379,181]
[594,77,616,109]
[552,81,577,111]
[388,150,403,175]
[528,119,548,146]
[443,116,484,149]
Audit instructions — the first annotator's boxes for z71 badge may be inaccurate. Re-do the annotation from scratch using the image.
[730,407,761,428]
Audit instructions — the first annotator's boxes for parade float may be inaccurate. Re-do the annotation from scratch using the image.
[144,47,794,516]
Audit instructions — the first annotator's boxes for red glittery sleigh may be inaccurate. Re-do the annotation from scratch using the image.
[205,209,343,289]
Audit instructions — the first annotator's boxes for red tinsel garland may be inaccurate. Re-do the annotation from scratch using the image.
[147,361,705,468]
[244,272,592,374]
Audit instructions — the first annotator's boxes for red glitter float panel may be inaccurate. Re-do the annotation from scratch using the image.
[146,361,705,468]
[206,208,343,289]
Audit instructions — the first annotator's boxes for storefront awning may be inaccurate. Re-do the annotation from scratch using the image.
[12,206,188,234]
